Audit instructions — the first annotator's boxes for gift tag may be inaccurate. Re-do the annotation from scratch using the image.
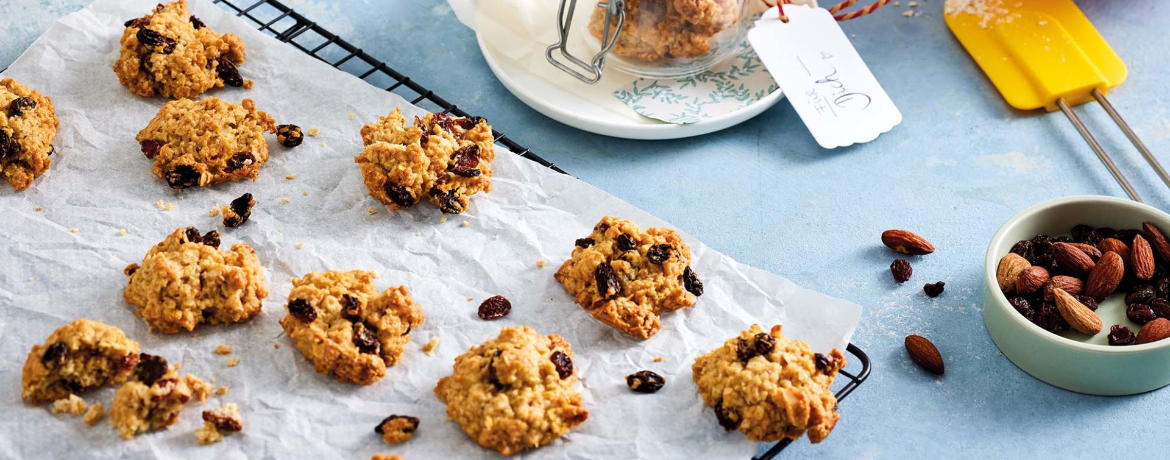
[748,5,901,148]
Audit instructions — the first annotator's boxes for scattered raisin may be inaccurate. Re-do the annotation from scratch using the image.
[375,415,419,434]
[646,244,672,264]
[41,342,68,366]
[201,230,221,249]
[683,266,703,296]
[550,351,573,379]
[135,353,169,386]
[814,353,832,373]
[1127,285,1156,306]
[448,145,481,177]
[923,281,945,298]
[383,182,417,208]
[165,165,200,189]
[430,187,464,214]
[890,259,912,283]
[136,28,176,54]
[202,409,243,432]
[616,234,637,251]
[1116,229,1143,245]
[626,370,665,393]
[353,323,381,355]
[1035,302,1070,333]
[226,152,254,170]
[753,332,775,356]
[276,124,303,148]
[714,400,740,430]
[1096,227,1117,239]
[735,338,754,362]
[140,140,162,159]
[1071,225,1095,243]
[1009,296,1035,321]
[216,56,243,87]
[340,294,362,321]
[1077,295,1099,312]
[477,295,511,320]
[223,193,255,228]
[595,262,622,299]
[184,227,203,243]
[288,298,317,322]
[7,97,36,117]
[575,238,594,248]
[1151,298,1170,319]
[1158,278,1170,299]
[1109,325,1137,346]
[1127,303,1157,325]
[1009,240,1033,259]
[189,15,205,30]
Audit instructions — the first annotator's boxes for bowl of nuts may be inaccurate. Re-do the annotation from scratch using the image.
[984,195,1170,395]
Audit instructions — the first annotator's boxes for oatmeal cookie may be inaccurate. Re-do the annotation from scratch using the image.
[356,109,495,214]
[0,78,58,190]
[588,0,739,61]
[279,271,425,385]
[123,227,267,334]
[196,402,243,445]
[434,326,588,455]
[692,324,846,443]
[136,97,275,189]
[21,319,141,405]
[113,0,250,99]
[554,216,702,339]
[110,354,196,440]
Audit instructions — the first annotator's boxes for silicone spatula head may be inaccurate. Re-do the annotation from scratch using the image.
[944,0,1127,112]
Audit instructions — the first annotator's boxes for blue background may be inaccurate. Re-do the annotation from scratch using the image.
[4,0,1170,457]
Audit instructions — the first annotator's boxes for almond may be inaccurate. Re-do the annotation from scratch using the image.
[1043,276,1084,301]
[904,335,944,375]
[1015,266,1049,294]
[1053,288,1102,334]
[1143,222,1170,262]
[1097,238,1130,269]
[1084,251,1124,301]
[1132,234,1156,280]
[882,229,935,255]
[1136,318,1170,344]
[996,253,1030,293]
[1052,242,1095,276]
[1067,243,1102,261]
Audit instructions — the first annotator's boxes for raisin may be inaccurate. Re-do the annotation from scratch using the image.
[1151,298,1170,319]
[276,124,303,148]
[375,415,419,434]
[223,193,255,228]
[430,187,464,214]
[1108,325,1137,346]
[8,97,36,117]
[486,356,506,390]
[165,165,200,189]
[1031,235,1053,256]
[1077,295,1099,312]
[124,264,139,277]
[201,230,221,249]
[202,409,243,432]
[1116,229,1143,245]
[135,353,169,386]
[353,323,381,355]
[683,266,703,296]
[141,140,162,159]
[226,152,254,170]
[184,227,203,243]
[923,281,945,298]
[1034,302,1069,333]
[0,130,10,160]
[136,28,176,54]
[550,351,573,379]
[216,56,243,87]
[626,370,665,393]
[41,342,68,366]
[646,244,672,264]
[340,294,362,321]
[575,238,594,248]
[1127,303,1157,325]
[1097,227,1118,239]
[46,145,54,156]
[124,17,147,28]
[288,298,316,322]
[456,116,485,130]
[448,145,481,177]
[596,222,611,233]
[735,338,754,362]
[594,262,622,299]
[477,295,511,320]
[429,112,455,133]
[1010,240,1033,259]
[1158,278,1170,299]
[814,353,832,373]
[1008,296,1035,321]
[891,259,912,283]
[753,333,775,357]
[1071,225,1095,243]
[189,15,205,30]
[615,234,637,252]
[1127,285,1156,306]
[714,399,740,430]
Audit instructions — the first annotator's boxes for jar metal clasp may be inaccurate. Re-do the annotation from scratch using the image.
[545,0,624,83]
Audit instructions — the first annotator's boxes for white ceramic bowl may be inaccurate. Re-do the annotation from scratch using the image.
[984,195,1170,395]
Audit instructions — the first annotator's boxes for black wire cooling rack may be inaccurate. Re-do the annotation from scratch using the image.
[212,1,871,457]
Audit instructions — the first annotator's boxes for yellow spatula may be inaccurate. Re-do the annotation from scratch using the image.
[945,0,1166,202]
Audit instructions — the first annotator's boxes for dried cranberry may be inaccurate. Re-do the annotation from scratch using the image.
[226,152,254,170]
[477,295,511,320]
[814,353,832,373]
[353,323,381,355]
[448,145,481,177]
[203,409,243,432]
[288,298,317,322]
[201,230,221,249]
[184,227,203,243]
[1077,295,1099,312]
[41,342,68,366]
[891,259,912,283]
[189,15,205,30]
[136,28,176,54]
[550,351,573,379]
[429,187,464,214]
[714,400,740,430]
[626,370,665,393]
[1151,298,1170,319]
[224,193,254,228]
[646,244,671,264]
[429,112,455,133]
[735,338,754,362]
[1127,303,1157,325]
[135,353,169,386]
[141,140,162,159]
[683,266,703,296]
[1009,240,1033,258]
[165,165,200,189]
[216,57,243,87]
[381,182,417,208]
[1008,296,1035,321]
[374,415,419,434]
[1127,285,1156,306]
[340,294,362,321]
[594,262,621,299]
[456,116,484,130]
[276,124,303,147]
[7,97,36,117]
[1109,325,1137,346]
[753,332,775,356]
[924,281,945,298]
[575,238,594,248]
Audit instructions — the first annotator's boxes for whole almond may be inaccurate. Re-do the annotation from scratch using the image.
[1052,242,1095,276]
[1137,318,1170,344]
[1043,276,1084,301]
[904,335,944,375]
[1132,234,1156,280]
[1142,222,1170,262]
[996,253,1030,293]
[882,229,935,255]
[1053,288,1103,334]
[1084,251,1124,301]
[1068,243,1102,261]
[1015,266,1050,294]
[1097,238,1130,268]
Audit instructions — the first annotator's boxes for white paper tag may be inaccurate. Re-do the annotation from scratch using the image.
[748,5,902,148]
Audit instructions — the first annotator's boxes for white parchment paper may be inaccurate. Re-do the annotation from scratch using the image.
[0,1,861,459]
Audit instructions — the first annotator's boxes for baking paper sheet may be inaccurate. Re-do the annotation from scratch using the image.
[0,0,862,458]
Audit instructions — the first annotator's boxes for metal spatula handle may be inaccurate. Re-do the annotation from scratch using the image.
[1057,91,1168,204]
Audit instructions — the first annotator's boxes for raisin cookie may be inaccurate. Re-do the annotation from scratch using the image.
[356,109,495,214]
[195,403,243,445]
[588,0,739,61]
[554,216,703,339]
[279,271,425,385]
[1,78,58,190]
[136,97,276,189]
[113,0,250,99]
[110,354,196,440]
[123,227,267,334]
[692,324,846,443]
[434,326,589,455]
[21,319,140,405]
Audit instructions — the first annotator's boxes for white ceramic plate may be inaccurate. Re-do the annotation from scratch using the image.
[476,33,785,140]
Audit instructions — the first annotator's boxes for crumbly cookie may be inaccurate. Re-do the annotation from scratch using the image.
[110,354,196,440]
[279,271,425,385]
[588,0,739,61]
[371,455,404,460]
[356,109,495,214]
[136,97,275,189]
[554,216,702,339]
[376,414,419,444]
[0,78,58,190]
[21,319,141,405]
[113,0,250,99]
[691,324,846,443]
[196,403,243,445]
[123,227,267,334]
[434,326,588,455]
[51,394,88,416]
[84,403,105,426]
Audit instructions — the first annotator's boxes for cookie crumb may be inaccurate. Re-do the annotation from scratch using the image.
[653,356,664,363]
[296,242,306,249]
[461,220,470,227]
[377,415,419,444]
[281,197,290,204]
[422,336,440,356]
[439,216,448,223]
[903,9,915,17]
[307,128,320,136]
[156,199,165,210]
[186,374,213,402]
[51,394,87,416]
[536,259,548,268]
[215,344,233,355]
[35,206,43,212]
[69,227,78,234]
[302,191,308,196]
[494,234,500,240]
[216,386,229,396]
[209,205,221,217]
[908,1,918,6]
[371,455,404,460]
[285,174,297,180]
[320,142,327,148]
[226,357,241,367]
[467,297,474,302]
[196,403,242,445]
[368,207,378,215]
[273,343,280,349]
[119,229,127,236]
[348,113,355,120]
[83,403,104,426]
[166,202,175,211]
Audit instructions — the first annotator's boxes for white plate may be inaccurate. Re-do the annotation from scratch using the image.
[476,33,785,140]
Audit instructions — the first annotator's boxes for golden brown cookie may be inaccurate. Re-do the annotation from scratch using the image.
[113,0,250,99]
[195,403,243,445]
[554,216,702,339]
[123,227,267,334]
[692,324,846,443]
[434,326,588,455]
[21,319,141,405]
[279,271,425,385]
[588,0,739,61]
[110,354,196,440]
[0,78,58,190]
[376,414,419,444]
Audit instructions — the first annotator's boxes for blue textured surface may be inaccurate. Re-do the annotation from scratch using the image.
[5,0,1170,457]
